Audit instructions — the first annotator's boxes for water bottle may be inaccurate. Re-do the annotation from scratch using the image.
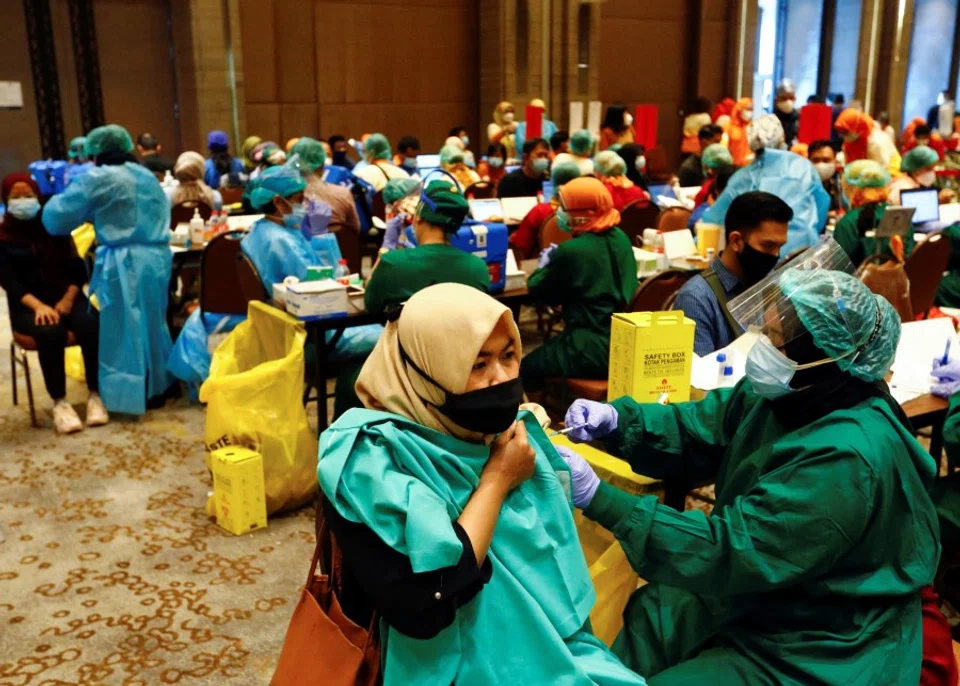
[205,211,219,242]
[654,230,668,271]
[334,259,350,284]
[189,209,205,246]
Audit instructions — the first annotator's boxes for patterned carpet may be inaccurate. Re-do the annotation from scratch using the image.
[0,292,316,685]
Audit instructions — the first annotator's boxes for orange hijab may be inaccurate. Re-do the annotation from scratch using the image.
[727,97,753,166]
[835,109,874,162]
[559,177,621,234]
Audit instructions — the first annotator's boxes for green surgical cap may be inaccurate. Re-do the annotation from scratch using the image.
[570,129,595,156]
[550,161,581,193]
[383,178,420,204]
[289,136,326,172]
[780,269,900,382]
[247,164,306,211]
[594,151,626,177]
[68,137,87,160]
[440,144,465,165]
[901,145,939,174]
[85,124,134,158]
[418,179,469,232]
[843,159,890,188]
[364,133,392,161]
[702,143,733,170]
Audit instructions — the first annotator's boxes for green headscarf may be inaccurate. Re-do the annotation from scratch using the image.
[418,179,469,232]
[247,164,306,211]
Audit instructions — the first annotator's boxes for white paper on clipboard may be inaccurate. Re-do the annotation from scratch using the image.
[569,102,584,132]
[0,82,23,109]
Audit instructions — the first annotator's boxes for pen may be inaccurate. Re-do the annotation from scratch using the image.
[549,425,583,438]
[943,339,953,365]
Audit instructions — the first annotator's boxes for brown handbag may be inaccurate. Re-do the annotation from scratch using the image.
[270,503,380,686]
[857,254,914,323]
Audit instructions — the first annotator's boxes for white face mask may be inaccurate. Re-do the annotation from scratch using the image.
[503,111,515,124]
[624,113,634,127]
[917,170,937,187]
[742,110,754,122]
[814,161,836,181]
[777,99,796,114]
[635,156,646,172]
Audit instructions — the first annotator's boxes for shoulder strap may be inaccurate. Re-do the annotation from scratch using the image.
[377,163,391,182]
[702,268,742,339]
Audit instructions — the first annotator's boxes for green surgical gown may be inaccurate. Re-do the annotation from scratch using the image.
[833,202,916,267]
[584,381,939,685]
[522,227,638,389]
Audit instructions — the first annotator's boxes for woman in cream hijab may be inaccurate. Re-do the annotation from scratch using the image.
[318,283,648,686]
[487,100,518,159]
[167,151,222,211]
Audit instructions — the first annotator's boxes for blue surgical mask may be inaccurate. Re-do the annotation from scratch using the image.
[464,151,476,169]
[403,156,418,169]
[745,334,846,399]
[283,202,307,230]
[557,208,572,233]
[460,135,470,148]
[489,157,504,169]
[533,158,550,174]
[7,197,41,221]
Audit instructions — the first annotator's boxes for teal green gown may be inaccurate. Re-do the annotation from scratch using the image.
[584,382,939,685]
[318,409,648,685]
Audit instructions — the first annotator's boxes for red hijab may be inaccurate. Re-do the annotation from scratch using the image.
[0,173,45,242]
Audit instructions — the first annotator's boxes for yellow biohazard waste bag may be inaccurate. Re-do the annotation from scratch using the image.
[71,223,95,258]
[65,346,85,382]
[199,301,318,516]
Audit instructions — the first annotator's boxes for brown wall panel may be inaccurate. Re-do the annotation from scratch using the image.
[279,104,319,144]
[246,103,280,140]
[94,0,179,149]
[0,1,42,176]
[276,0,316,104]
[238,0,277,104]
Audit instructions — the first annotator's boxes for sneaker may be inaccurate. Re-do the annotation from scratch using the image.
[85,393,110,427]
[53,401,83,434]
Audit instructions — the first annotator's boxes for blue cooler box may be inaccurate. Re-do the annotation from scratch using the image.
[451,220,508,293]
[29,160,68,196]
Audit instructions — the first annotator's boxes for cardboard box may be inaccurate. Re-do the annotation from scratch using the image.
[283,279,348,320]
[211,446,268,535]
[608,311,695,404]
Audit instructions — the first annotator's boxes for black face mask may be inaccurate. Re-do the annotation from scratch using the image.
[399,341,524,435]
[736,243,780,285]
[332,151,348,165]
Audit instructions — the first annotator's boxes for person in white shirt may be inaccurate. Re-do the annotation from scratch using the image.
[354,133,410,192]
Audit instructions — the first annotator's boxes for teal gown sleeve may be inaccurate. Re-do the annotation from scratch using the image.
[42,172,95,235]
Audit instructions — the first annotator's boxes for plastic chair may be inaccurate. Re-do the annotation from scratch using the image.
[199,230,270,317]
[219,186,244,205]
[333,226,363,275]
[618,200,660,247]
[656,207,692,233]
[905,232,952,318]
[170,200,213,229]
[644,147,672,184]
[464,182,496,199]
[538,212,573,253]
[10,330,77,428]
[637,269,698,311]
[370,191,387,222]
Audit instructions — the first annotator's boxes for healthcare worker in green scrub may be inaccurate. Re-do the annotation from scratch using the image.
[556,243,940,685]
[833,159,915,266]
[522,176,638,391]
[319,283,647,685]
[363,177,490,316]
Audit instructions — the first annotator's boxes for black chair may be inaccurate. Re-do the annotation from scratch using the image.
[199,230,269,317]
[171,200,213,230]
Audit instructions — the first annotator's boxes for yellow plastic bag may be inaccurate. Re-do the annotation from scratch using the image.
[71,223,95,258]
[65,346,86,382]
[199,301,318,516]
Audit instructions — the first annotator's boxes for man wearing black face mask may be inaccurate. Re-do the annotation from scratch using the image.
[673,191,791,356]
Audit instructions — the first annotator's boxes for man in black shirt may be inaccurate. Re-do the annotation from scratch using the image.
[497,138,551,198]
[136,133,173,177]
[678,124,723,187]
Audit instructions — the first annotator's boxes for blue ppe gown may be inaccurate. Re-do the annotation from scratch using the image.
[42,162,174,415]
[703,149,831,258]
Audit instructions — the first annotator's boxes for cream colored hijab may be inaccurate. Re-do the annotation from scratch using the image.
[355,283,522,442]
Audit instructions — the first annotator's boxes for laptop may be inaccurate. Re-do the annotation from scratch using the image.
[500,196,540,224]
[416,154,441,176]
[469,198,504,223]
[899,188,940,224]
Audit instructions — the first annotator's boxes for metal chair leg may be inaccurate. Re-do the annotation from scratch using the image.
[21,349,38,428]
[9,342,17,406]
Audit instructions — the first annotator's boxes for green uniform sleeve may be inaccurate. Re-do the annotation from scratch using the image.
[364,253,404,315]
[605,386,744,483]
[527,247,572,306]
[832,209,862,265]
[585,442,876,595]
[944,394,960,468]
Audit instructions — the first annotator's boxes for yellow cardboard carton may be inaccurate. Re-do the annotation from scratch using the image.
[211,446,268,535]
[607,311,695,404]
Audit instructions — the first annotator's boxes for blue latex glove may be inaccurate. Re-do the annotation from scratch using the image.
[932,357,960,398]
[302,198,332,236]
[554,445,600,509]
[383,213,408,251]
[538,243,558,270]
[564,399,619,444]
